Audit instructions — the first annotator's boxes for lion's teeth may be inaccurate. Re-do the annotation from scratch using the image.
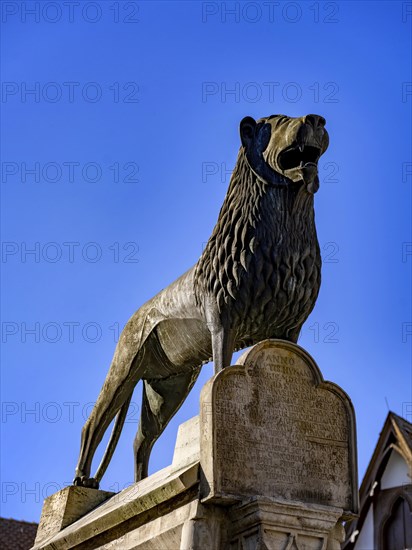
[298,143,304,152]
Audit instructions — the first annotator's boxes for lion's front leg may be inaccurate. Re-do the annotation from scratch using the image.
[204,299,235,373]
[209,326,234,373]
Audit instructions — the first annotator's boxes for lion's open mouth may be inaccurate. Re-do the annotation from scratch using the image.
[278,144,321,171]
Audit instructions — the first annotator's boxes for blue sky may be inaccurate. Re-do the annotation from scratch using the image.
[1,0,411,522]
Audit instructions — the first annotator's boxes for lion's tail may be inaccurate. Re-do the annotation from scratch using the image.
[94,394,132,484]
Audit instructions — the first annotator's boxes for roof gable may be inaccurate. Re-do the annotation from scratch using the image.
[344,412,412,549]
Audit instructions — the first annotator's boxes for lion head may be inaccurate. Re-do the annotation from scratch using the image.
[240,114,329,194]
[195,113,328,322]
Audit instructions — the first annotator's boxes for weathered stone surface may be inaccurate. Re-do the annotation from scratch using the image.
[92,500,225,550]
[228,497,345,550]
[34,486,114,546]
[200,339,358,516]
[172,416,200,469]
[32,463,199,549]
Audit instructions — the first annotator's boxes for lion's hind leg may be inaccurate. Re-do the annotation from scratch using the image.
[74,346,146,488]
[134,368,201,482]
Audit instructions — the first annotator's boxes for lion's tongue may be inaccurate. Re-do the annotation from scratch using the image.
[298,164,319,194]
[307,175,320,194]
[300,164,317,184]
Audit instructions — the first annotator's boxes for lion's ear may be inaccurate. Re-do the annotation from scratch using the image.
[240,116,256,148]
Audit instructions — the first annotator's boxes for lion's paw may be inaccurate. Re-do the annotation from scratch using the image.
[73,475,99,489]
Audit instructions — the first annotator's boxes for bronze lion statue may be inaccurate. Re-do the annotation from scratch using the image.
[74,114,329,488]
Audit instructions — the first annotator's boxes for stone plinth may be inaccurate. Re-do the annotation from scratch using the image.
[34,485,115,546]
[32,340,358,549]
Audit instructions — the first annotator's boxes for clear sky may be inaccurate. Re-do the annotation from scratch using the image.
[1,0,411,523]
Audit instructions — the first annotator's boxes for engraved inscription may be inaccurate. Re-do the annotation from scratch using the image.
[202,342,354,510]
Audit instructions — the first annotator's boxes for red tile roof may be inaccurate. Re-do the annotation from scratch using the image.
[0,517,38,550]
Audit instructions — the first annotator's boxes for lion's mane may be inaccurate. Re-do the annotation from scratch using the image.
[194,147,320,345]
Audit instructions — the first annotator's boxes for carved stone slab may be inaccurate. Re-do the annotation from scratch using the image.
[172,415,200,469]
[200,339,358,516]
[34,486,115,546]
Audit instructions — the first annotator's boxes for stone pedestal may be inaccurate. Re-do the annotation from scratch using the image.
[32,340,359,549]
[34,486,115,546]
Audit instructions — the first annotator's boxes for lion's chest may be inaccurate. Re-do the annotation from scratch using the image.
[233,239,321,341]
